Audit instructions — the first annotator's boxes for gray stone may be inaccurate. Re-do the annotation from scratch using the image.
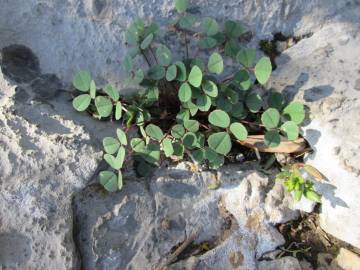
[270,20,360,248]
[258,256,302,270]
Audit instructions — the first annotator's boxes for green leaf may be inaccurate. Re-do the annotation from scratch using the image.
[224,20,245,38]
[188,66,202,87]
[184,120,199,132]
[208,52,223,74]
[202,80,218,97]
[216,93,232,112]
[264,130,280,147]
[208,110,230,128]
[202,17,219,36]
[104,84,119,101]
[209,154,224,169]
[226,89,239,104]
[166,64,177,81]
[73,70,91,92]
[72,94,91,112]
[103,137,120,154]
[171,124,186,138]
[116,128,128,145]
[123,54,133,72]
[145,124,164,141]
[237,48,256,68]
[117,171,123,190]
[90,80,96,99]
[255,57,272,85]
[176,108,190,123]
[230,123,248,140]
[230,103,244,118]
[162,138,174,157]
[178,15,195,30]
[173,143,184,158]
[115,102,122,120]
[185,101,198,116]
[204,147,218,162]
[261,108,280,129]
[175,0,188,13]
[282,102,305,125]
[304,190,321,203]
[178,82,192,102]
[182,132,197,149]
[148,65,165,80]
[130,138,145,152]
[198,37,217,49]
[140,33,154,50]
[133,69,144,84]
[245,93,262,113]
[268,92,284,110]
[197,95,212,112]
[294,189,303,202]
[192,149,205,163]
[175,61,187,82]
[280,121,299,141]
[156,45,172,66]
[95,96,113,117]
[224,40,240,58]
[140,144,160,164]
[104,146,126,170]
[234,70,251,91]
[99,171,119,192]
[208,132,232,155]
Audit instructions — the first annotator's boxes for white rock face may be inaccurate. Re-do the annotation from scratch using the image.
[0,0,357,87]
[270,20,360,248]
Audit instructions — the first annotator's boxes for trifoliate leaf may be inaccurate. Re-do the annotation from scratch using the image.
[148,65,165,80]
[103,137,120,154]
[229,123,248,140]
[208,52,223,74]
[268,92,284,110]
[208,110,230,128]
[95,96,113,117]
[224,39,240,58]
[282,102,305,125]
[202,17,219,36]
[145,124,164,141]
[192,149,205,163]
[156,45,172,66]
[99,171,118,192]
[245,93,262,113]
[166,64,177,81]
[139,144,161,164]
[178,82,192,102]
[197,94,212,112]
[261,108,280,129]
[208,132,232,155]
[178,15,196,30]
[188,66,203,87]
[73,94,91,112]
[104,146,125,170]
[255,57,272,85]
[237,48,256,68]
[224,20,245,38]
[184,120,200,132]
[234,69,251,91]
[104,84,119,101]
[73,70,91,92]
[198,37,217,49]
[176,108,190,123]
[280,121,299,141]
[116,128,128,145]
[182,132,197,149]
[130,138,145,152]
[264,130,280,147]
[202,80,218,97]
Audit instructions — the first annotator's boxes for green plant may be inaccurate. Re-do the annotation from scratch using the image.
[276,164,322,203]
[71,0,307,193]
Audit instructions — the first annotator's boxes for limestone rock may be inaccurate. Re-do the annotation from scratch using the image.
[334,248,360,270]
[270,20,360,248]
[258,256,301,270]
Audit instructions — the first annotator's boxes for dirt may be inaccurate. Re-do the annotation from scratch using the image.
[274,207,360,268]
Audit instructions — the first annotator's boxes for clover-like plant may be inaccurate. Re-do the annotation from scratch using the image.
[71,0,307,194]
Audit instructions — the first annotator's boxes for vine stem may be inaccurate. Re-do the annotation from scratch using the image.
[141,51,151,67]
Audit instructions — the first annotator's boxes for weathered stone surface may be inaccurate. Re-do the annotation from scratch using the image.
[334,248,360,270]
[270,19,360,248]
[73,163,295,270]
[0,0,358,87]
[258,256,301,270]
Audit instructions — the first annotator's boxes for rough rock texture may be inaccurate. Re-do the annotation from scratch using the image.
[0,0,358,87]
[258,256,301,270]
[0,50,116,269]
[73,162,299,270]
[270,18,360,248]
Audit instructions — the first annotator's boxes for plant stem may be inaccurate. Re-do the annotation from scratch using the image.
[141,51,151,67]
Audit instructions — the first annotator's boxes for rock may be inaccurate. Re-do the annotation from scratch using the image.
[316,253,338,270]
[73,163,295,269]
[0,51,114,269]
[0,0,358,86]
[270,20,360,248]
[334,248,360,270]
[299,259,313,270]
[258,256,302,270]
